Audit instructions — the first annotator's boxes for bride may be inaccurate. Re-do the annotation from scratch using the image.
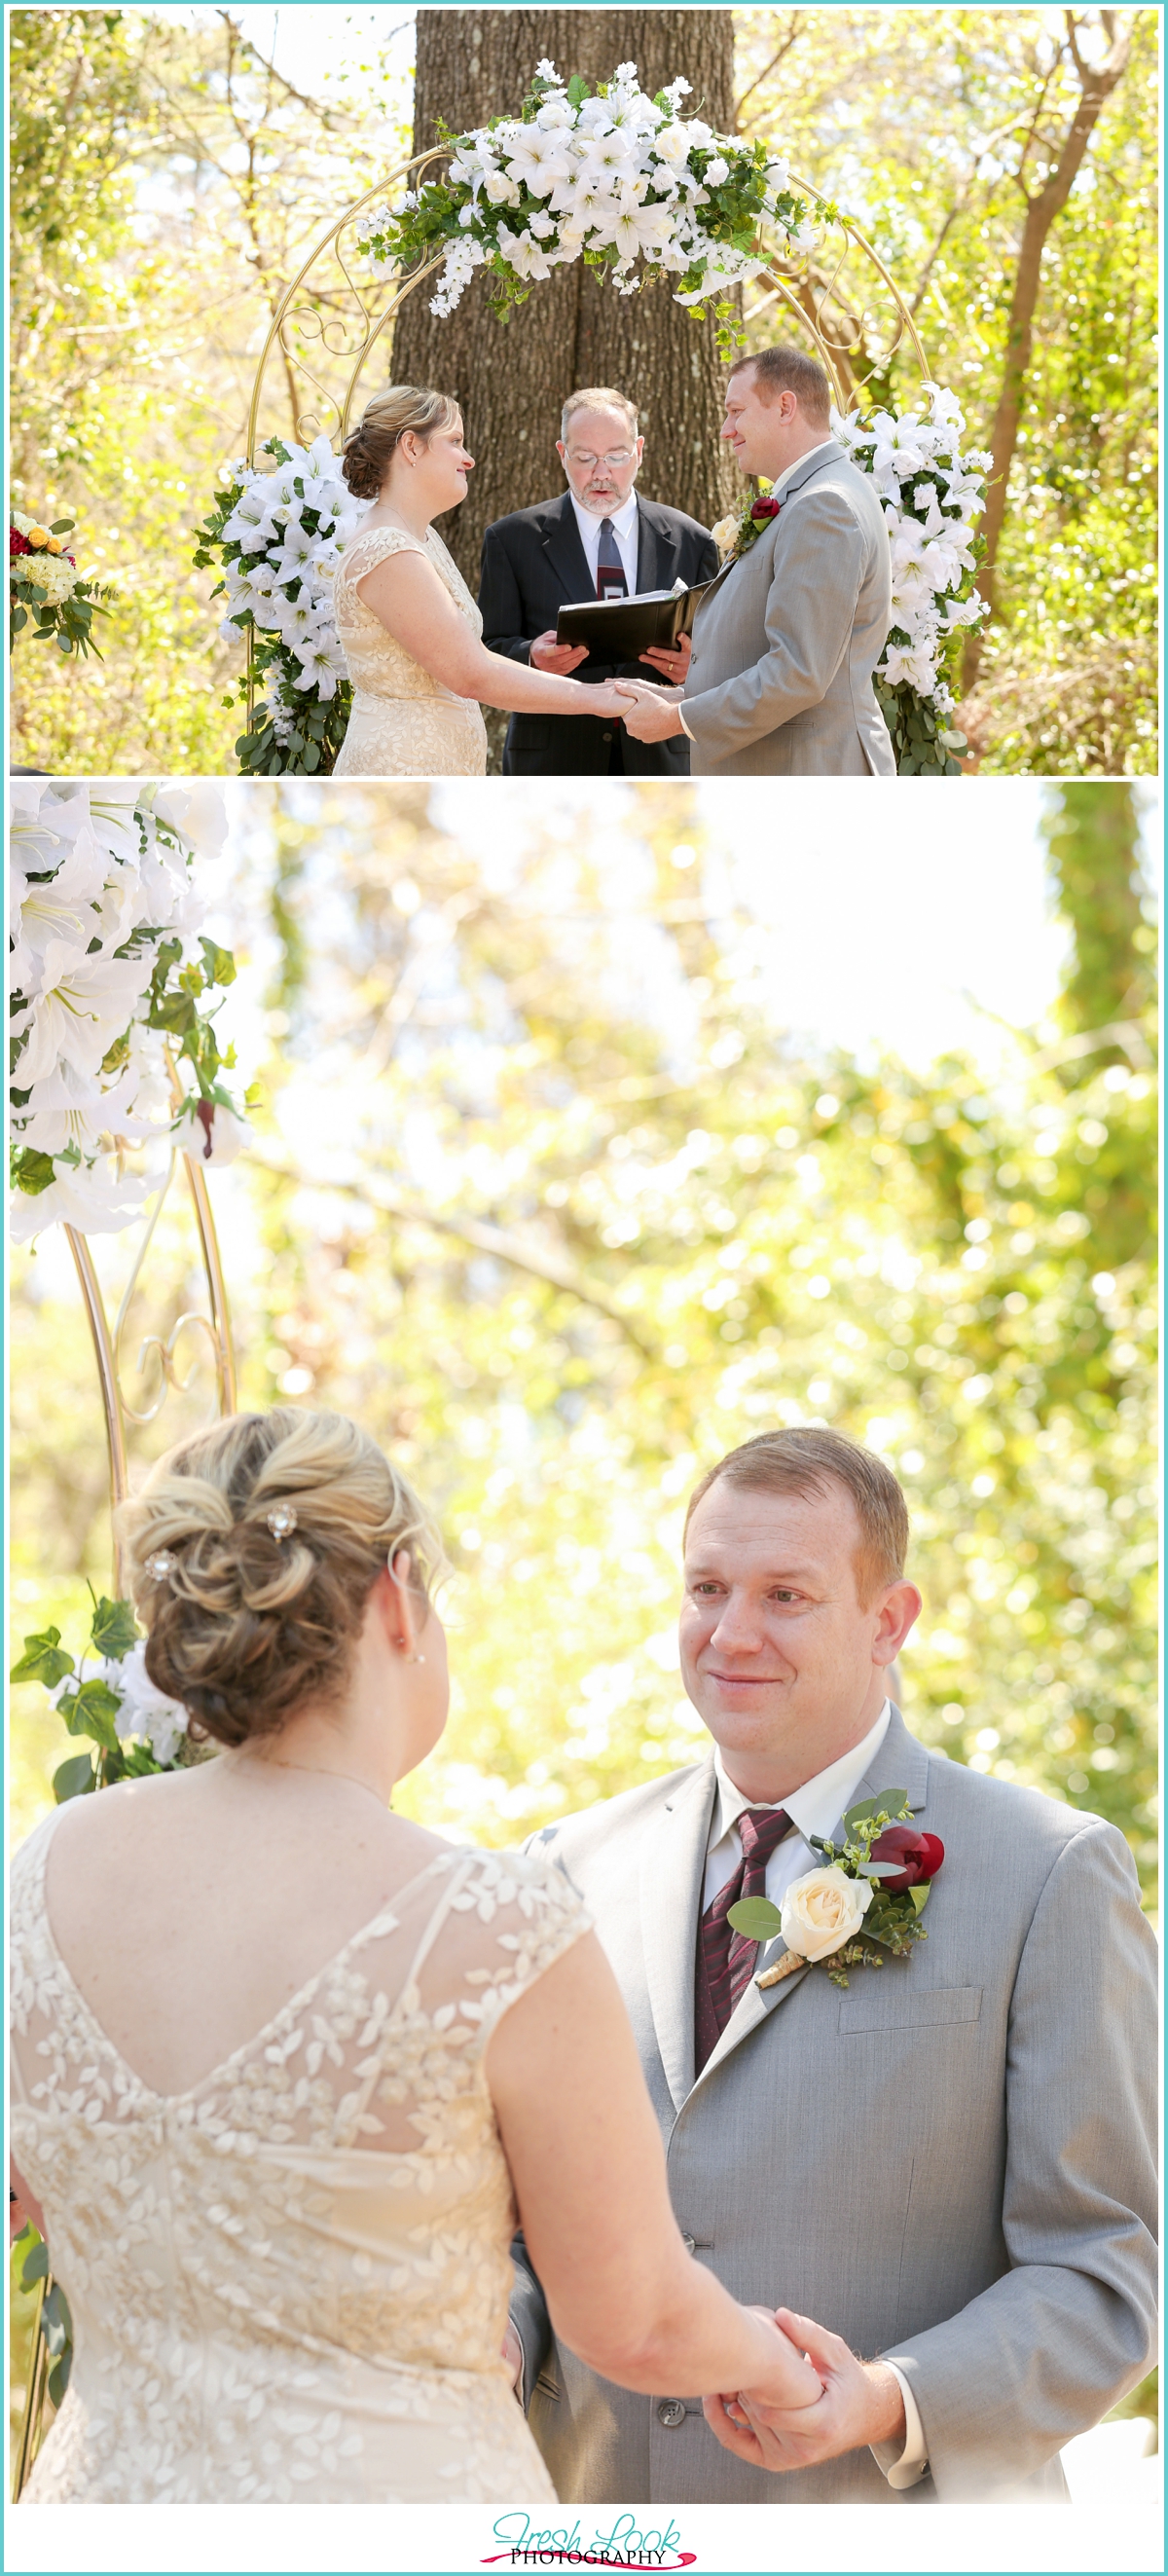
[331,387,628,778]
[10,1407,821,2504]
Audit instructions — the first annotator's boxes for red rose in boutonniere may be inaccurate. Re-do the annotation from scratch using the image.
[712,484,784,563]
[868,1823,945,1894]
[727,1790,946,1992]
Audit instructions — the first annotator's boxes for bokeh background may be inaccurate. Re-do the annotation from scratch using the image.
[9,774,1159,2460]
[9,4,1158,776]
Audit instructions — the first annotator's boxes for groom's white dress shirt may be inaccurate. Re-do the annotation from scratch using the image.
[568,488,639,592]
[704,1698,929,2489]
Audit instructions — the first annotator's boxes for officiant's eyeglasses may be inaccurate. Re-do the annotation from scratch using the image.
[566,448,636,468]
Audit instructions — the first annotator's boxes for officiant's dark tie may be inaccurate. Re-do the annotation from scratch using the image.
[694,1806,794,2076]
[597,516,628,601]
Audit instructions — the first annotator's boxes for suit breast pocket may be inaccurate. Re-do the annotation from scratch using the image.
[837,1985,982,2037]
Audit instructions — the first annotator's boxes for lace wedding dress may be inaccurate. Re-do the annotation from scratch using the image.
[11,1808,589,2503]
[331,525,490,778]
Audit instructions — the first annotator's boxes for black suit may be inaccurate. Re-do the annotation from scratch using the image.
[479,492,720,777]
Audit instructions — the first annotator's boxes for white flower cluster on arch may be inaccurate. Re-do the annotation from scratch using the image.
[356,58,803,328]
[199,437,364,771]
[835,386,990,730]
[9,781,250,1241]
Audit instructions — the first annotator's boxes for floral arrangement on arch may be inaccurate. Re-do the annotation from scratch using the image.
[355,58,809,342]
[9,780,255,1241]
[10,509,116,658]
[193,437,363,777]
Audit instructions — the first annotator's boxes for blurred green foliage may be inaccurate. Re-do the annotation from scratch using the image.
[735,7,1158,773]
[11,785,1156,1906]
[8,6,411,773]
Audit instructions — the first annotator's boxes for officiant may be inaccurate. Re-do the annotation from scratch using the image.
[478,388,719,776]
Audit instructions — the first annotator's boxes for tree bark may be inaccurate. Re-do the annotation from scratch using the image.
[963,10,1130,688]
[390,11,741,585]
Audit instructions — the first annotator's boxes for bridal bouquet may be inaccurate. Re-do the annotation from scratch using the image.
[837,388,989,774]
[355,58,816,355]
[10,509,115,658]
[9,780,254,1241]
[193,436,363,776]
[729,1791,944,1990]
[11,1593,187,1803]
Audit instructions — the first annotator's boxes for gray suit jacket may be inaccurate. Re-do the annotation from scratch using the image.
[512,1708,1157,2505]
[681,441,896,777]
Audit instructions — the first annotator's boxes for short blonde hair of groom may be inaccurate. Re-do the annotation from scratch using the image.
[561,387,639,442]
[683,1426,909,1606]
[727,345,831,427]
[118,1408,448,1748]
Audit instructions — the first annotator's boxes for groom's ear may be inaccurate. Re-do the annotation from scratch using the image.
[872,1579,922,1664]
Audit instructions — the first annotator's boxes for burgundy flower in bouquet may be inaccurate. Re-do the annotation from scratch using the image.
[749,496,782,525]
[868,1823,946,1894]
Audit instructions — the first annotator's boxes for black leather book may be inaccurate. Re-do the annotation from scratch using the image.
[556,581,712,656]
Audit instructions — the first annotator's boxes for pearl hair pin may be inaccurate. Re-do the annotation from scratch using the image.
[146,1549,177,1582]
[266,1505,298,1541]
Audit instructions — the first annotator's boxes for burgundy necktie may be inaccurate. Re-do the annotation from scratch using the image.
[695,1806,794,2076]
[597,516,628,601]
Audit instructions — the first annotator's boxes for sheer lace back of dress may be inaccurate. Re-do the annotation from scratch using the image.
[11,1812,589,2501]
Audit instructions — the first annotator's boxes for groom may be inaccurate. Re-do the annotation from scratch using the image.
[617,348,896,776]
[510,1427,1156,2503]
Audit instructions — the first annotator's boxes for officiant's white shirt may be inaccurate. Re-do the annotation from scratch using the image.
[568,487,639,591]
[703,1695,930,2489]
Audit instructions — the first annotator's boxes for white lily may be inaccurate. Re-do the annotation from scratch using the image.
[496,224,557,281]
[293,635,347,699]
[14,939,153,1086]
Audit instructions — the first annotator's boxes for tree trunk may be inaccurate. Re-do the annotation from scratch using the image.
[390,10,741,587]
[1044,784,1153,1040]
[963,13,1130,689]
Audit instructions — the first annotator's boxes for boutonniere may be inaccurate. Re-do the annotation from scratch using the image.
[728,1791,944,1992]
[711,485,783,562]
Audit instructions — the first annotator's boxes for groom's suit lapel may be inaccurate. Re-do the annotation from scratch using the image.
[640,1756,717,2116]
[692,439,849,628]
[685,1704,931,2101]
[538,493,594,605]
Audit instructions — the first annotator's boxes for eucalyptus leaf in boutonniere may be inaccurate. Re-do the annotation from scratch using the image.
[727,1790,945,1991]
[712,483,782,562]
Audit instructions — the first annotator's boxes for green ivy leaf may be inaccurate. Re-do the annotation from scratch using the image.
[59,1677,123,1750]
[909,1881,932,1913]
[54,1751,98,1803]
[89,1595,140,1661]
[10,1628,74,1687]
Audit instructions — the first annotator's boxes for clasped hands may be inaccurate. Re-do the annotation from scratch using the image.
[706,2306,907,2473]
[502,2304,906,2473]
[529,630,690,740]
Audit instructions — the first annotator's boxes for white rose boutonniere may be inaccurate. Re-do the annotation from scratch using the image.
[781,1864,874,1960]
[728,1788,946,1991]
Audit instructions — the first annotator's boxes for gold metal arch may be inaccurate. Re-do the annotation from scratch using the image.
[244,149,931,472]
[64,1134,237,1596]
[241,143,931,727]
[14,1094,237,2496]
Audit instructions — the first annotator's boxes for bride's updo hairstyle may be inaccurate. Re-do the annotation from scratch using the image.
[340,386,461,500]
[117,1409,447,1748]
